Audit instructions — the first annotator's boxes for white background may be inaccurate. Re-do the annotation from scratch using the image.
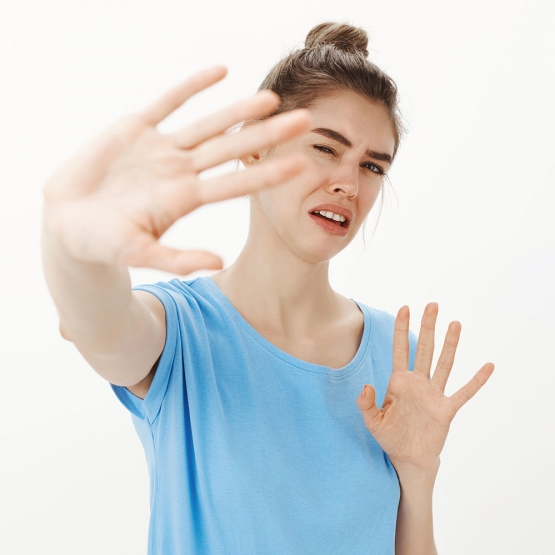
[1,0,554,553]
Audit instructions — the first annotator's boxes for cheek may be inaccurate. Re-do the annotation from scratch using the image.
[360,181,383,213]
[348,184,383,235]
[255,181,299,223]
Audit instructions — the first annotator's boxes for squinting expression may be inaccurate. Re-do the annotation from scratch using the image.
[249,89,396,264]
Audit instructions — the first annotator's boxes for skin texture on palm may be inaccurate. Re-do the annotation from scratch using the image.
[43,66,312,275]
[356,302,495,473]
[41,66,312,385]
[355,303,494,555]
[41,66,495,555]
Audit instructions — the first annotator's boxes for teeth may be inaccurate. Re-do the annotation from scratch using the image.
[315,210,346,223]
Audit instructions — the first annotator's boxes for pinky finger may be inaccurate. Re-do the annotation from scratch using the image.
[449,362,495,413]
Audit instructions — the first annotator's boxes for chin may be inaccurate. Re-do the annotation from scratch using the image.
[273,217,358,264]
[291,236,352,265]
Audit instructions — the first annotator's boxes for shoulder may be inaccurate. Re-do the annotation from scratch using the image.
[133,277,221,315]
[354,301,397,332]
[354,301,417,344]
[123,277,226,401]
[354,300,418,369]
[133,276,241,343]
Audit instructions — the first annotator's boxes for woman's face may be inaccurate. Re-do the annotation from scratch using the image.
[249,89,396,264]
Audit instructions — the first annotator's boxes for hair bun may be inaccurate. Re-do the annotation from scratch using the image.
[304,22,369,57]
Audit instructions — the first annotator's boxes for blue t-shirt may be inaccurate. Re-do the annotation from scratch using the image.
[111,277,417,555]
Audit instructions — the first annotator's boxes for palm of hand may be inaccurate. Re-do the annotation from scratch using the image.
[43,66,310,275]
[48,124,199,268]
[357,303,494,473]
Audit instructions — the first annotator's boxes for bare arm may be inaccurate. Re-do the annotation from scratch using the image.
[42,219,166,388]
[394,461,439,555]
[42,66,311,392]
[357,304,494,553]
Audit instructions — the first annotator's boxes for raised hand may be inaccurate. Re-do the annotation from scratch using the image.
[356,303,494,473]
[43,66,311,275]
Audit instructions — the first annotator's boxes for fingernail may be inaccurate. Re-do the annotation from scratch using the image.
[361,385,367,397]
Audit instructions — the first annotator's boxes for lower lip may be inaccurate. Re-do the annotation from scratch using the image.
[309,213,350,237]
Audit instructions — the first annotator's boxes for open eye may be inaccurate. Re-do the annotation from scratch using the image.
[362,161,385,175]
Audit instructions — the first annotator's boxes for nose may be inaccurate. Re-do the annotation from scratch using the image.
[327,164,359,198]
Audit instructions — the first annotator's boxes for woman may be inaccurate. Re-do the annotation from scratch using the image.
[42,22,494,555]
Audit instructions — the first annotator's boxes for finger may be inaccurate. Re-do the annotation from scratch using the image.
[432,320,461,392]
[190,109,312,172]
[392,306,410,373]
[413,302,438,377]
[356,384,383,435]
[194,153,309,206]
[168,90,281,149]
[125,237,224,275]
[449,362,495,413]
[141,66,228,126]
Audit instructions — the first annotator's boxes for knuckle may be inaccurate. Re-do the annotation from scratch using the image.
[460,385,473,402]
[436,359,452,372]
[416,345,433,356]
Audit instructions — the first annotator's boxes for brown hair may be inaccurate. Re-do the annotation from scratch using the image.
[257,22,404,159]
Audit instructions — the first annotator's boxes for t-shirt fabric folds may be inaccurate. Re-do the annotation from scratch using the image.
[111,277,417,555]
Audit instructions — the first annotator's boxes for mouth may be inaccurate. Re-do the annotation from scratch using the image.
[310,210,349,228]
[308,205,353,237]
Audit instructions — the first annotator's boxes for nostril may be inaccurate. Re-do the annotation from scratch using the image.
[333,184,358,194]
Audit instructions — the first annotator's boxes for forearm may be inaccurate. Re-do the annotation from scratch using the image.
[394,459,439,555]
[41,205,134,354]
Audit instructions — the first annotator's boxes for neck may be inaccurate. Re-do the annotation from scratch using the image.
[211,209,342,338]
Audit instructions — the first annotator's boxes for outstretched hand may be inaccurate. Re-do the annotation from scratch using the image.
[356,303,494,474]
[43,66,311,275]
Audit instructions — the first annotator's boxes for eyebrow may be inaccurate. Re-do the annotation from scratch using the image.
[311,127,393,165]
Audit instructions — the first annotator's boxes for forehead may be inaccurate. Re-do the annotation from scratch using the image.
[307,90,396,154]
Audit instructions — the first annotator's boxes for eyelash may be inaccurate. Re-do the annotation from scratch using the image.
[313,145,385,176]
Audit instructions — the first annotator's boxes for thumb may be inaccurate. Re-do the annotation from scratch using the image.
[356,384,382,434]
[125,238,223,275]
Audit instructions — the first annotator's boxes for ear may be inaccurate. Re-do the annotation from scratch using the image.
[240,149,269,167]
[240,151,263,167]
[238,118,271,167]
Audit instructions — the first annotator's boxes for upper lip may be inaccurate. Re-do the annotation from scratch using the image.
[309,203,354,225]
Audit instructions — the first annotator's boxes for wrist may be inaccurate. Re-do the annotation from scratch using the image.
[390,457,440,486]
[42,201,83,259]
[393,458,438,555]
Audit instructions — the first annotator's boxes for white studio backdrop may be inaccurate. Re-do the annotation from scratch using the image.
[0,0,553,553]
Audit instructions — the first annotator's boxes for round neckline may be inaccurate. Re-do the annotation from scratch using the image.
[200,276,371,379]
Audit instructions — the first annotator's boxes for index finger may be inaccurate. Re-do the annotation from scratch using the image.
[392,306,410,372]
[141,66,228,125]
[168,90,281,150]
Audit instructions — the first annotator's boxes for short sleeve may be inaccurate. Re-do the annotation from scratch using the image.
[109,283,182,425]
